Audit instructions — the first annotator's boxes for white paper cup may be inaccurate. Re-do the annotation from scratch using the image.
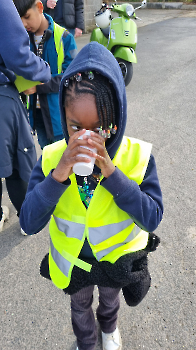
[73,130,97,176]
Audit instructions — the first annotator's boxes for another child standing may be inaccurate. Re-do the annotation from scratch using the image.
[20,42,164,350]
[13,0,77,149]
[0,0,51,233]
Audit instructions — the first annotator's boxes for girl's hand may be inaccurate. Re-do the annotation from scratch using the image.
[87,132,115,178]
[52,129,98,183]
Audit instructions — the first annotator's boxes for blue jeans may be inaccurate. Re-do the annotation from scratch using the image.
[67,28,75,37]
[57,24,75,37]
[34,109,64,149]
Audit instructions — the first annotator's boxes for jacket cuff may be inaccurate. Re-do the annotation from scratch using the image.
[36,83,45,94]
[38,171,71,204]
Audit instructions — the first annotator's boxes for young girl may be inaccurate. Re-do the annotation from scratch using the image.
[20,42,163,350]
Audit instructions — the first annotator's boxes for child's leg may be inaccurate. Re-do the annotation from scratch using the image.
[0,179,2,220]
[34,109,49,149]
[96,287,121,334]
[0,178,10,232]
[71,285,97,350]
[5,169,28,216]
[35,109,64,149]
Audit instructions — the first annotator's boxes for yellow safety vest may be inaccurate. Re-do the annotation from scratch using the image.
[42,136,152,289]
[53,22,65,74]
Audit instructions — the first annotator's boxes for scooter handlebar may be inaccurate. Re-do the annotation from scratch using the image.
[135,0,147,11]
[97,0,146,16]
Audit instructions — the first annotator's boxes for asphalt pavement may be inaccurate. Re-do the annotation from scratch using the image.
[0,8,196,350]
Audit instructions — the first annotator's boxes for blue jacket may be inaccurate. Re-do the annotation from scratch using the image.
[28,14,77,139]
[0,0,50,85]
[20,42,163,250]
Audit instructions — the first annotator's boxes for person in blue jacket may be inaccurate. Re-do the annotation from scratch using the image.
[13,0,77,150]
[20,42,163,350]
[0,0,51,233]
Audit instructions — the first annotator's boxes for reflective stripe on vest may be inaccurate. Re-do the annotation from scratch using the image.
[89,219,134,245]
[53,216,85,240]
[53,22,65,74]
[50,238,92,275]
[50,238,71,277]
[95,224,141,260]
[53,215,142,261]
[54,216,135,243]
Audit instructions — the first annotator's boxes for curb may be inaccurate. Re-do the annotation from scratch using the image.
[131,2,196,9]
[147,2,183,9]
[181,4,196,9]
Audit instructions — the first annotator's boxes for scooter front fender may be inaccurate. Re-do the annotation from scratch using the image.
[114,46,137,64]
[90,27,108,47]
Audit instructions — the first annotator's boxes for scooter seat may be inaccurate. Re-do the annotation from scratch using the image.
[100,27,110,39]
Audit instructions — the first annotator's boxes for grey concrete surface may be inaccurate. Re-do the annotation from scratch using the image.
[131,2,196,10]
[1,9,196,350]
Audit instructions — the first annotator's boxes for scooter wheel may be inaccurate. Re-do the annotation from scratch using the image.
[116,59,133,86]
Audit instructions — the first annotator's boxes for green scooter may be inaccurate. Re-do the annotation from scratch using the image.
[90,0,147,86]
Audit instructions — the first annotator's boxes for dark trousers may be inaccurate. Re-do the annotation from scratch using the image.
[0,169,28,220]
[70,285,121,350]
[34,109,64,150]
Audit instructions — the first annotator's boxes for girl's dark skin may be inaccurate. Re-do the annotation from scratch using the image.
[52,94,116,183]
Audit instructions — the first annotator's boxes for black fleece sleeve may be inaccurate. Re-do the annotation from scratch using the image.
[36,75,62,94]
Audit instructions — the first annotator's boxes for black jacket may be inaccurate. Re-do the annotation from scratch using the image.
[40,233,160,306]
[0,85,36,182]
[42,0,84,30]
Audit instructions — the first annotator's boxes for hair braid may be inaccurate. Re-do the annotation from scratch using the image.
[64,72,117,131]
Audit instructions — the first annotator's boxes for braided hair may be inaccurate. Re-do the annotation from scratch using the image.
[64,72,117,131]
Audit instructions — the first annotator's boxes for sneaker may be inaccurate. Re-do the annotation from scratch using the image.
[102,327,122,350]
[21,228,27,236]
[0,206,9,232]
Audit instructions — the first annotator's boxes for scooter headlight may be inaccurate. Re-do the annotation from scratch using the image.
[126,4,134,17]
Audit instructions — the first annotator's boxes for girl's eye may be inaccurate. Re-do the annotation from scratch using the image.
[71,125,80,131]
[94,127,101,134]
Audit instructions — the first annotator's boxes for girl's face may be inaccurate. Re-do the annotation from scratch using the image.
[65,94,101,137]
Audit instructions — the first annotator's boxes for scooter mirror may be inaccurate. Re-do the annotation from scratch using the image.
[141,0,147,6]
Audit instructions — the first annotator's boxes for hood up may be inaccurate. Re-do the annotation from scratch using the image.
[59,41,127,160]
